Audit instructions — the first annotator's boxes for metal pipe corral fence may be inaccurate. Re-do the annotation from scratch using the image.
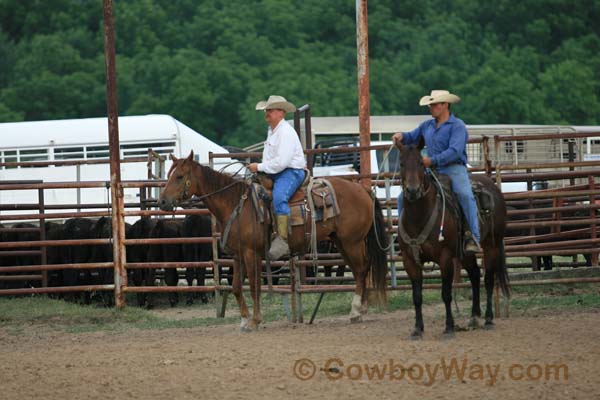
[0,132,599,323]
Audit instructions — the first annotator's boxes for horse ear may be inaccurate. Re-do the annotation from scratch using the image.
[187,150,194,161]
[417,136,425,151]
[169,154,177,162]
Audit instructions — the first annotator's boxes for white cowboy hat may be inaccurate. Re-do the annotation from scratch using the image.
[418,90,461,106]
[255,95,296,113]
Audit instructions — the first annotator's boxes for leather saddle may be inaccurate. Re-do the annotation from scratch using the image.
[252,172,340,228]
[434,173,495,247]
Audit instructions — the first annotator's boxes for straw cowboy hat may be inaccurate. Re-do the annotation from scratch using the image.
[255,95,296,113]
[418,90,461,106]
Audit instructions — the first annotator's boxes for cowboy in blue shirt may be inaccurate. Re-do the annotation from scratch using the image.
[393,90,481,253]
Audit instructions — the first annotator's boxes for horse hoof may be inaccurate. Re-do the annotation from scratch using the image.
[468,318,480,330]
[410,330,423,340]
[240,318,253,333]
[484,322,495,330]
[442,330,455,340]
[248,322,260,331]
[350,315,362,323]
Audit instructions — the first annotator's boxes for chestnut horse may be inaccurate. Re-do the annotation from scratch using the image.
[397,140,509,339]
[158,151,388,331]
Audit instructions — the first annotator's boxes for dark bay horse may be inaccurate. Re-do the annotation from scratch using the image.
[397,140,509,339]
[158,151,388,331]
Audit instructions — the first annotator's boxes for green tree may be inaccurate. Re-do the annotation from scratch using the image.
[539,60,600,124]
[2,34,104,120]
[1,0,600,145]
[0,101,23,122]
[0,30,15,87]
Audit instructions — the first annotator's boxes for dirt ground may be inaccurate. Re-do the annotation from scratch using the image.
[0,305,598,400]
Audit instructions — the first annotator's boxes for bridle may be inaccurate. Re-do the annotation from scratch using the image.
[402,166,432,202]
[166,160,245,206]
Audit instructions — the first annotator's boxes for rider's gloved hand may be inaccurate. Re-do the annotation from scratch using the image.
[421,148,433,171]
[422,156,432,168]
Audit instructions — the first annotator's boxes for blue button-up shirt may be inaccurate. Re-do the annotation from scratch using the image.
[402,114,469,167]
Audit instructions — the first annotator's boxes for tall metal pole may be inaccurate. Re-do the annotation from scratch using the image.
[102,0,127,308]
[356,0,371,188]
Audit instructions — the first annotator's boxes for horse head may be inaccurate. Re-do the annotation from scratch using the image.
[158,151,197,211]
[398,136,428,202]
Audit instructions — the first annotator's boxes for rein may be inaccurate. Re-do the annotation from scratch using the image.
[181,179,244,204]
[398,191,440,267]
[372,143,398,252]
[398,172,444,267]
[168,161,251,259]
[219,187,249,253]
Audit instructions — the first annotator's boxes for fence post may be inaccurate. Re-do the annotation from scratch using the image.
[38,188,48,287]
[382,148,397,287]
[209,151,227,318]
[482,136,492,176]
[589,175,598,266]
[290,257,303,323]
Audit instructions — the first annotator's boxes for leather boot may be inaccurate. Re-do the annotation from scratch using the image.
[464,230,481,253]
[268,215,290,260]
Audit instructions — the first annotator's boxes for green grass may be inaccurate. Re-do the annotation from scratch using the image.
[508,284,600,314]
[0,296,239,334]
[0,283,597,335]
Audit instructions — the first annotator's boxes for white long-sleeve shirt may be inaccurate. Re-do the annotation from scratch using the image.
[258,119,306,174]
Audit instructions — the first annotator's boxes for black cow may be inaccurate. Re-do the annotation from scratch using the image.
[0,222,42,290]
[62,217,95,303]
[45,221,66,289]
[89,217,132,306]
[127,217,158,308]
[317,240,346,279]
[149,218,184,307]
[182,214,213,304]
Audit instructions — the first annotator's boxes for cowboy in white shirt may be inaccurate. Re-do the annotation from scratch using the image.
[248,95,306,260]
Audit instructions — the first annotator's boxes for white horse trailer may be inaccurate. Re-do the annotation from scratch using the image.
[0,114,234,218]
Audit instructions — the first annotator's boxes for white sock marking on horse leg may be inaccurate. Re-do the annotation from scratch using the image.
[350,294,362,318]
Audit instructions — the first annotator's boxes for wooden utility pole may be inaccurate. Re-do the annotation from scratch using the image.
[102,0,127,308]
[356,0,371,188]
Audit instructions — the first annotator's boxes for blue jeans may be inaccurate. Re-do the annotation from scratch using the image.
[397,164,481,243]
[271,168,306,216]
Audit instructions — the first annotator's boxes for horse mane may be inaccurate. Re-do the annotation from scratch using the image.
[195,162,248,201]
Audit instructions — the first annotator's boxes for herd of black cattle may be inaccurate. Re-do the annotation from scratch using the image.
[1,202,593,307]
[0,215,219,308]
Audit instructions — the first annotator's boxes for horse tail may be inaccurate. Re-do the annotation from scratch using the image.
[496,239,510,298]
[367,199,389,306]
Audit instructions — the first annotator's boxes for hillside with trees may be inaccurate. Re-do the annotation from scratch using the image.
[0,0,599,146]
